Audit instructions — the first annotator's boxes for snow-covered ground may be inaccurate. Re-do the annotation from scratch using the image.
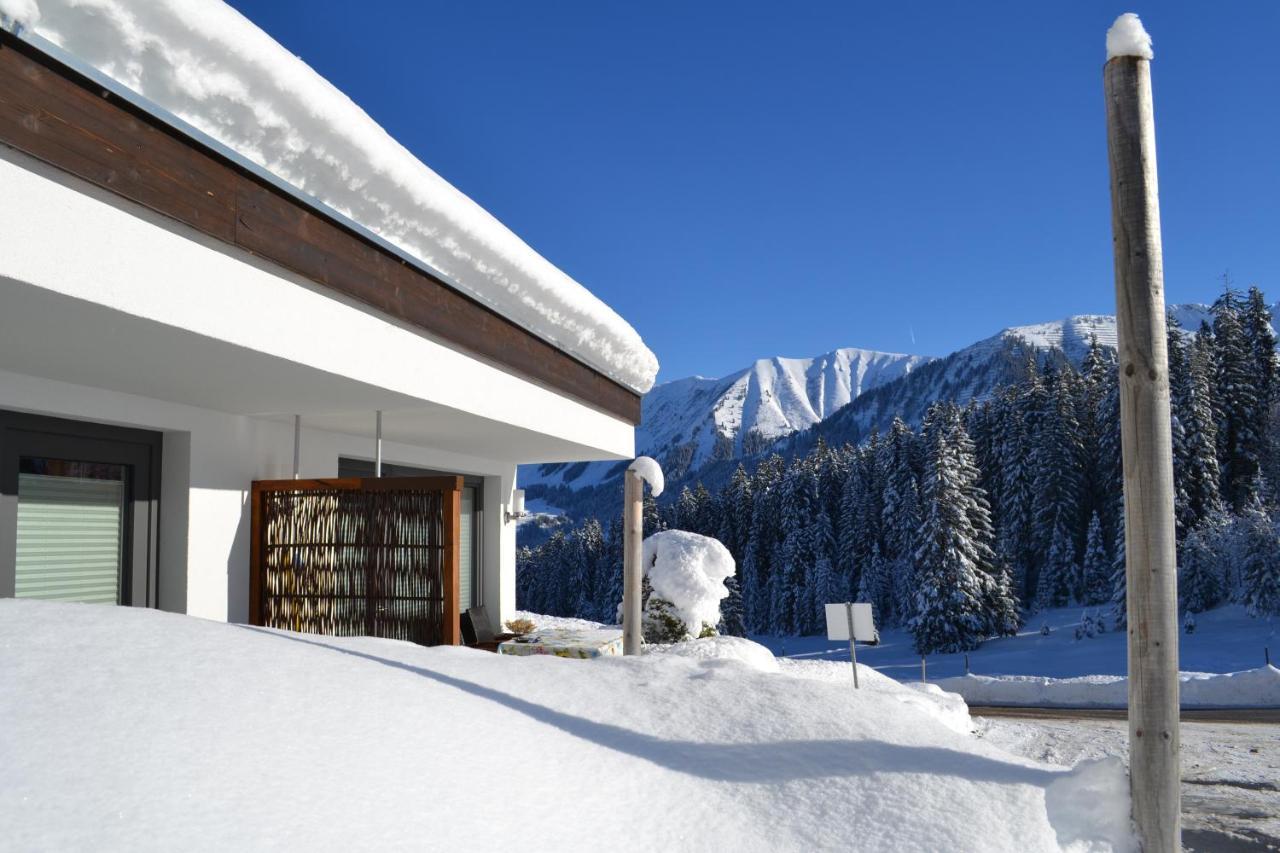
[979,716,1280,850]
[1,600,1136,851]
[758,604,1279,681]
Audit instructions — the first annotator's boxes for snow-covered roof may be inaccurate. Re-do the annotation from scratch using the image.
[1,0,658,394]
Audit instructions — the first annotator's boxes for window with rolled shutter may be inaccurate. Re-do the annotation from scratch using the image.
[15,464,127,604]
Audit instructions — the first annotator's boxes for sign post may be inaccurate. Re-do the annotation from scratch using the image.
[825,602,877,689]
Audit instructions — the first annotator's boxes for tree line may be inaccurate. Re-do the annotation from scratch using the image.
[517,286,1280,654]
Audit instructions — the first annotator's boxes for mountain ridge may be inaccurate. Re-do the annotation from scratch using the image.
[518,302,1268,532]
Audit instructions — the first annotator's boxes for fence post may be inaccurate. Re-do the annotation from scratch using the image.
[440,482,462,645]
[1104,18,1181,851]
[249,482,263,626]
[622,469,644,655]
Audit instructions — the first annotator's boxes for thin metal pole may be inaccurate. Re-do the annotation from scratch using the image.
[845,603,859,689]
[1106,49,1181,852]
[292,415,301,479]
[622,469,644,655]
[374,410,383,477]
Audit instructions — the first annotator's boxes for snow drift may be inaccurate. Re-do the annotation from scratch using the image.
[936,665,1280,709]
[3,0,658,393]
[1,600,1135,851]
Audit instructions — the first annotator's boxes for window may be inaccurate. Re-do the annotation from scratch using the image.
[1,412,161,606]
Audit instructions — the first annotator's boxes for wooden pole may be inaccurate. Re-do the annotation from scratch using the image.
[622,469,644,655]
[374,410,383,477]
[441,481,462,645]
[1105,53,1181,852]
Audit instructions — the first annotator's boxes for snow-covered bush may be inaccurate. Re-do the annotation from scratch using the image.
[1074,610,1103,641]
[622,530,735,643]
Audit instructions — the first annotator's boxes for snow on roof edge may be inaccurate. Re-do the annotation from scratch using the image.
[3,1,657,395]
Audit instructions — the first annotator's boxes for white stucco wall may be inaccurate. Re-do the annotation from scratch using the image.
[0,368,520,624]
[0,139,637,632]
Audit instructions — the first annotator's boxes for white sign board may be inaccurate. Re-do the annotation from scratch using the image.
[825,602,877,643]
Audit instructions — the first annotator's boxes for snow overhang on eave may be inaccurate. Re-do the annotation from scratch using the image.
[0,18,644,425]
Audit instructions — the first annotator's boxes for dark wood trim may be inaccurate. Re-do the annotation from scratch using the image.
[441,486,462,646]
[0,32,642,424]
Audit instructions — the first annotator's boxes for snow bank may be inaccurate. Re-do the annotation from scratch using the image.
[642,530,734,635]
[779,659,973,736]
[514,610,611,632]
[628,455,665,496]
[936,665,1280,709]
[649,635,780,673]
[1044,758,1134,852]
[9,0,657,393]
[1106,13,1153,60]
[0,600,1135,851]
[901,682,975,736]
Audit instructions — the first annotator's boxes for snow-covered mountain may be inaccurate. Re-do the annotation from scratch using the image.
[795,304,1266,453]
[519,302,1272,528]
[526,347,929,491]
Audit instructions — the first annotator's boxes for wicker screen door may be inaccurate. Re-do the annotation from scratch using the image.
[249,477,462,645]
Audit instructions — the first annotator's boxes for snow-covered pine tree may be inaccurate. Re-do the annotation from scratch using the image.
[718,574,747,637]
[880,419,922,564]
[1244,286,1279,504]
[910,404,989,655]
[1079,335,1119,544]
[1212,287,1263,511]
[1030,365,1085,598]
[856,541,893,626]
[1081,512,1111,605]
[1109,515,1127,629]
[742,454,785,632]
[995,390,1036,599]
[778,458,820,634]
[1244,286,1278,422]
[1184,334,1226,528]
[950,402,1018,635]
[1036,518,1076,610]
[572,518,606,619]
[1178,523,1224,615]
[1238,499,1280,617]
[806,503,839,631]
[600,515,625,622]
[717,464,753,569]
[1167,319,1195,538]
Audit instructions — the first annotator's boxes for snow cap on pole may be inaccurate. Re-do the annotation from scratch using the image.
[1106,13,1153,60]
[628,456,664,497]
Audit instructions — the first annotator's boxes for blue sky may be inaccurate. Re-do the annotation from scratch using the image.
[229,1,1280,383]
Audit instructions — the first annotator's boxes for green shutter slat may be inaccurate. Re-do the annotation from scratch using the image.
[15,473,124,605]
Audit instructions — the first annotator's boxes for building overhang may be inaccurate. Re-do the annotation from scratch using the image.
[0,28,642,425]
[0,145,634,465]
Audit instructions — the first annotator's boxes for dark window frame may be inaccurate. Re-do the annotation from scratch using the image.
[0,410,162,606]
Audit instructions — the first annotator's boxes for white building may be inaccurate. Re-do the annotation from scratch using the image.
[0,2,655,639]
